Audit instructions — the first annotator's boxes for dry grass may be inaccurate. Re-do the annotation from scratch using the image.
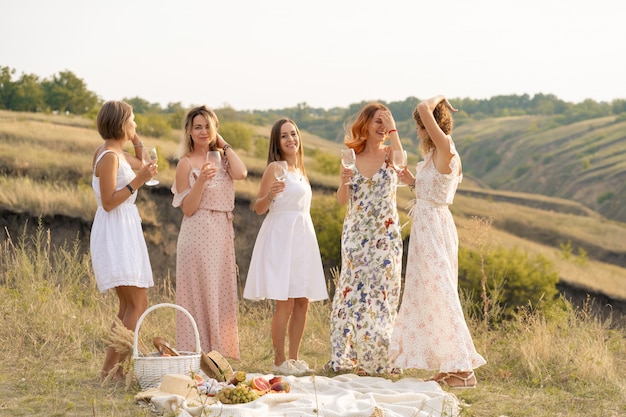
[454,194,626,300]
[1,225,625,416]
[2,109,626,416]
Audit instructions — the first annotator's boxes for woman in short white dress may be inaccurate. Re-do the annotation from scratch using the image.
[244,118,328,375]
[90,100,157,381]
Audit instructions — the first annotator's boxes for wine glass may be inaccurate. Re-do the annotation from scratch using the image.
[273,161,288,198]
[143,146,159,186]
[206,151,222,188]
[392,150,407,187]
[341,148,356,185]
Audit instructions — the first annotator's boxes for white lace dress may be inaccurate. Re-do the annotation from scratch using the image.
[390,137,486,372]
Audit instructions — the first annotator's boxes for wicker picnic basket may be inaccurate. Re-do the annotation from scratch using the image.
[133,303,201,390]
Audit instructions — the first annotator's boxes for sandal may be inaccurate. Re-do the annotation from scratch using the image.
[389,368,403,378]
[432,371,477,389]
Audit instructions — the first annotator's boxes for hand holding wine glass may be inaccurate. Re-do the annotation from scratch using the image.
[341,148,356,185]
[143,146,159,186]
[392,150,407,187]
[272,161,288,198]
[206,151,221,188]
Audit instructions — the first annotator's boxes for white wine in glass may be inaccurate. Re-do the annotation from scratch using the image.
[143,146,159,186]
[273,160,288,198]
[392,150,407,187]
[206,151,222,188]
[341,148,356,185]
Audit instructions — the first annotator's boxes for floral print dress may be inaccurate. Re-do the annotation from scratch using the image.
[390,137,486,372]
[329,153,402,374]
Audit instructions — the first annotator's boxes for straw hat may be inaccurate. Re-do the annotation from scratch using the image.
[201,350,234,382]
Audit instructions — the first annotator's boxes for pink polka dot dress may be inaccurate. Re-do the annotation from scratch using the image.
[171,158,240,359]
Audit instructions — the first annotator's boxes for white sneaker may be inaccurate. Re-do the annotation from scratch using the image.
[272,360,302,376]
[290,359,312,373]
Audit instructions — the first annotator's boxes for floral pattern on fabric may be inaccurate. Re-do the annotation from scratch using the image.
[330,155,402,374]
[390,136,486,372]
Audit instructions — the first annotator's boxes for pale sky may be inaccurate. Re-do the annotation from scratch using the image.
[1,0,624,111]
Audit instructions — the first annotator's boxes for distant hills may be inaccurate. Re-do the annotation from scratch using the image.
[454,114,626,223]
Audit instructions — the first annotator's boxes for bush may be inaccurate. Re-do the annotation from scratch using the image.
[310,149,340,176]
[135,113,172,139]
[219,122,253,152]
[253,136,268,159]
[310,195,345,271]
[459,246,560,319]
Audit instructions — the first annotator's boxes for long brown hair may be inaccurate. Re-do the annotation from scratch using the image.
[344,102,389,154]
[414,101,454,155]
[267,118,307,178]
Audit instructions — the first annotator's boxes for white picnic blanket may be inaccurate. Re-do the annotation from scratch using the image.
[145,373,460,417]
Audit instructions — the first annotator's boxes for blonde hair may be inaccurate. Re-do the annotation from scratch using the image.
[179,105,219,156]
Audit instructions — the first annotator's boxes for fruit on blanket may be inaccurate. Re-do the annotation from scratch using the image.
[215,383,259,404]
[193,374,204,385]
[270,381,290,393]
[228,370,247,385]
[269,376,282,385]
[251,376,271,392]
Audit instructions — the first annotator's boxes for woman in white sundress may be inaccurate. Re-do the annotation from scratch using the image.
[390,95,486,388]
[244,118,328,376]
[90,100,157,381]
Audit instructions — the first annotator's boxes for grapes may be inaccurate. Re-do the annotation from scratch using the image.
[214,383,260,404]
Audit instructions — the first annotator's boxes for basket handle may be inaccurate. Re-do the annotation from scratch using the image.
[133,303,202,358]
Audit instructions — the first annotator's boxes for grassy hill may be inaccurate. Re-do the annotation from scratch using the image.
[1,109,625,302]
[455,114,626,223]
[1,109,625,416]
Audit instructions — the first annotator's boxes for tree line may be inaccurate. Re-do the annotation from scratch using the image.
[2,65,625,143]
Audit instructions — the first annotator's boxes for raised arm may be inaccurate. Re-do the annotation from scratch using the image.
[217,134,247,180]
[417,95,458,173]
[381,109,402,155]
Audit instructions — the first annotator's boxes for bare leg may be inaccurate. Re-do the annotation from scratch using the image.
[271,299,294,365]
[288,298,309,360]
[101,286,148,379]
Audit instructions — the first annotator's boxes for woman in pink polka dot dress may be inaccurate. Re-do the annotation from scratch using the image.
[171,105,247,359]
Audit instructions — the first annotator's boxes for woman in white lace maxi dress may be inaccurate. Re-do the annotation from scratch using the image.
[90,100,157,380]
[330,103,404,376]
[172,105,247,359]
[244,118,328,376]
[390,96,486,388]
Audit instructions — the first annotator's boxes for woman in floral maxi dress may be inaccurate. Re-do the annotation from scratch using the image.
[390,95,486,388]
[172,105,247,359]
[329,103,404,375]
